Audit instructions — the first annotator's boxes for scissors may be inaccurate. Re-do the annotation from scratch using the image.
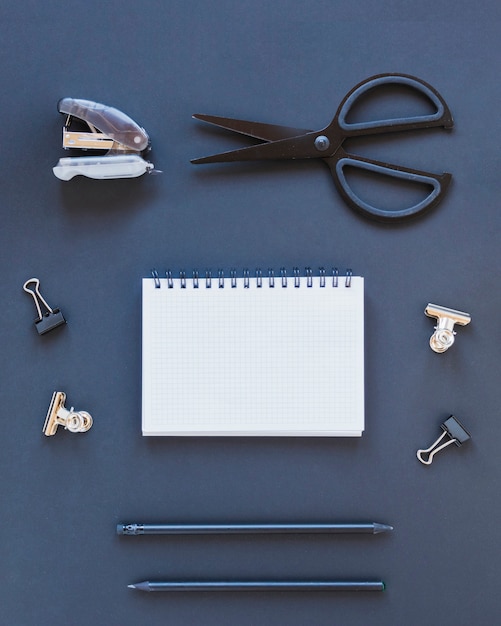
[191,73,453,222]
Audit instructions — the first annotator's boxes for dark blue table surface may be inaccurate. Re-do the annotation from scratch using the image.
[1,2,500,625]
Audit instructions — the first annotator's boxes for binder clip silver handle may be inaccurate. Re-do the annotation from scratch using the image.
[23,278,66,335]
[417,415,471,465]
[43,391,93,436]
[424,303,471,353]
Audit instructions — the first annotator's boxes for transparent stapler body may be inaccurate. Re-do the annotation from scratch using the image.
[53,98,155,180]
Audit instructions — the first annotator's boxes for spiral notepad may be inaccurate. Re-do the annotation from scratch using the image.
[142,269,364,436]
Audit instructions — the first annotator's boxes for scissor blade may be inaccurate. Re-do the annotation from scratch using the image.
[191,131,322,164]
[193,114,312,142]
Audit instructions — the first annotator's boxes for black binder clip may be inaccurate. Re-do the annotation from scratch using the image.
[23,278,66,335]
[417,415,471,465]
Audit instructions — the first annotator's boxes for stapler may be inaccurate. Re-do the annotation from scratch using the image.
[53,98,156,180]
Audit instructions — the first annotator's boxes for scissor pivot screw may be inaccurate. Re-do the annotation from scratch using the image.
[314,135,330,151]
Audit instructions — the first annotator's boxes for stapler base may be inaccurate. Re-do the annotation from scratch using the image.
[53,154,154,180]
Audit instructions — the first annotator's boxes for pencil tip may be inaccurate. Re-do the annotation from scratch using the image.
[128,581,150,591]
[374,523,394,534]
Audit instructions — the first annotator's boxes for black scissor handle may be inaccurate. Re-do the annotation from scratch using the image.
[326,154,452,222]
[334,73,453,137]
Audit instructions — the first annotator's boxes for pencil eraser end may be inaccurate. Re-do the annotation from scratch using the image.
[116,524,124,535]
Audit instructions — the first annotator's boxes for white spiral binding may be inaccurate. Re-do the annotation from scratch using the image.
[152,268,353,288]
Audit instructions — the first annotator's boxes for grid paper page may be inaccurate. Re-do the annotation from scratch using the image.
[142,275,364,436]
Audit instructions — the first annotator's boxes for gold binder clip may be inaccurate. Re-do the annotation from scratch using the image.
[417,415,471,465]
[43,391,93,437]
[424,303,471,353]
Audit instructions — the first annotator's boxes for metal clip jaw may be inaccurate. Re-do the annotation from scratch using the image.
[23,278,66,335]
[425,303,471,353]
[417,415,471,465]
[43,391,93,436]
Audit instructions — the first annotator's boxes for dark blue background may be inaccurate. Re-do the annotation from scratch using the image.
[1,2,500,625]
